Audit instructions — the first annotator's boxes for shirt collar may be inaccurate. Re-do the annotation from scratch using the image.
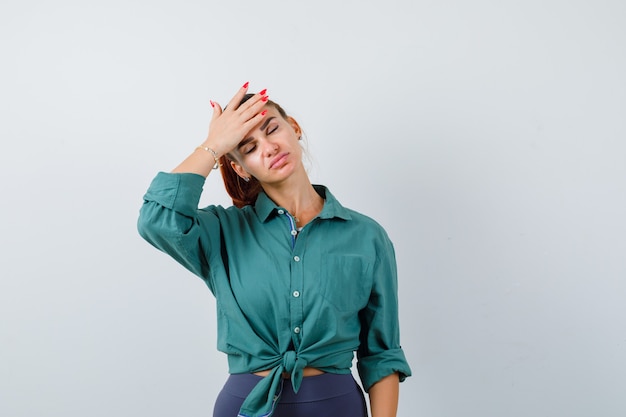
[254,185,352,223]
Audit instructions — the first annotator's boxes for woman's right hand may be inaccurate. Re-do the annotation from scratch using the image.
[202,82,269,157]
[170,83,267,177]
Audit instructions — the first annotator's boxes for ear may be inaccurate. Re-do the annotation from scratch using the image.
[287,116,302,137]
[230,160,250,180]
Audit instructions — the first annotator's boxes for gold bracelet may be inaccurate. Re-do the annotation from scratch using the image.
[196,146,222,170]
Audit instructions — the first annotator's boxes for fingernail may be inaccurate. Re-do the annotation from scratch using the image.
[210,100,215,108]
[259,88,267,96]
[242,81,249,89]
[261,110,267,116]
[261,96,269,102]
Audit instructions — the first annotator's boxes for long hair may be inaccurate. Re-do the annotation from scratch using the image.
[219,94,289,208]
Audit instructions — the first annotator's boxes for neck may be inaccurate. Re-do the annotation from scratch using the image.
[262,171,324,226]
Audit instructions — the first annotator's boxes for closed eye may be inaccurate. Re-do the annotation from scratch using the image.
[267,125,278,135]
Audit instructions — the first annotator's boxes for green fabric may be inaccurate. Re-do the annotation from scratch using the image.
[138,172,412,417]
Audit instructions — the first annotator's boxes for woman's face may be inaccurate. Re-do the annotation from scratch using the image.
[230,105,303,185]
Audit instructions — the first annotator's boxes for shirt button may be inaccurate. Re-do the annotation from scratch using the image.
[294,327,301,334]
[293,256,300,262]
[277,209,285,215]
[290,230,298,236]
[293,291,300,298]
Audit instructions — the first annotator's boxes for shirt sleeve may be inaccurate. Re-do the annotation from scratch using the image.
[356,232,412,392]
[136,172,221,291]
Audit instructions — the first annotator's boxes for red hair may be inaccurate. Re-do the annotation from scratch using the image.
[219,155,262,208]
[219,96,290,208]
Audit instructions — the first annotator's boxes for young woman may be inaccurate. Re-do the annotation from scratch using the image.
[137,83,411,417]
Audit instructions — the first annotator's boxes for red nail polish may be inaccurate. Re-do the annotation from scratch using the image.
[261,110,267,116]
[261,96,269,102]
[210,100,215,108]
[242,82,249,89]
[259,89,267,96]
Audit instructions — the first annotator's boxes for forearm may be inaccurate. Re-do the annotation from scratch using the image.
[171,142,223,177]
[368,372,399,417]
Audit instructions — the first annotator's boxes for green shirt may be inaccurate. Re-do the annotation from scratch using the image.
[138,172,411,417]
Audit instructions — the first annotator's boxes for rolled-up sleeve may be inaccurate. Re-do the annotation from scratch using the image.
[357,235,412,391]
[137,172,220,288]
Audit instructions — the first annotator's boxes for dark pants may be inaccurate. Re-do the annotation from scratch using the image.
[213,373,368,417]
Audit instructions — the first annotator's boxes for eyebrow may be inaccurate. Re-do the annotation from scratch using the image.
[259,116,275,132]
[237,117,276,150]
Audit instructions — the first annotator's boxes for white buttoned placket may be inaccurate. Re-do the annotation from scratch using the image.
[277,208,305,349]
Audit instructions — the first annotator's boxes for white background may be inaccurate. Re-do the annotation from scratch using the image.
[1,1,625,416]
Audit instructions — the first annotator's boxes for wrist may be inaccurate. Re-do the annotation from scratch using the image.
[195,145,222,170]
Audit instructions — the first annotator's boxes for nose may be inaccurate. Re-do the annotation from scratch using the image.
[261,137,279,157]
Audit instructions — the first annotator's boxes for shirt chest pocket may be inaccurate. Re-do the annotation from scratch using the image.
[320,255,372,312]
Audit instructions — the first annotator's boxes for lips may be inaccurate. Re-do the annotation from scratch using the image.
[269,152,289,169]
